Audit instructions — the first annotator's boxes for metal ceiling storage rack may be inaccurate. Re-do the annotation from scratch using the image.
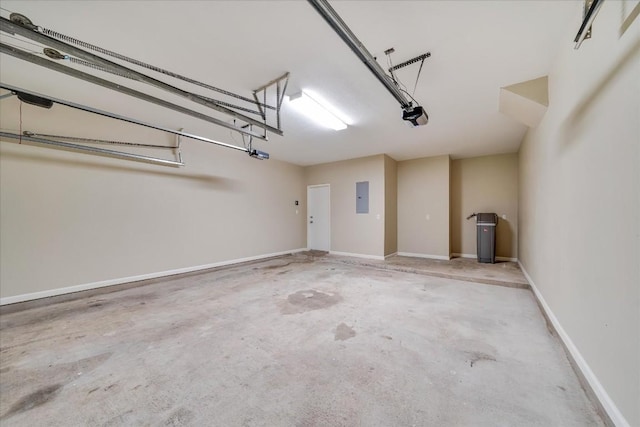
[0,11,289,166]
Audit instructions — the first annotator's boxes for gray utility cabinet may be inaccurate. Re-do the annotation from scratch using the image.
[476,213,498,263]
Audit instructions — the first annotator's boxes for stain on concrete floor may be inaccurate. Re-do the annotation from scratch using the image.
[334,323,356,341]
[468,351,497,367]
[1,384,63,420]
[281,289,342,314]
[163,407,194,426]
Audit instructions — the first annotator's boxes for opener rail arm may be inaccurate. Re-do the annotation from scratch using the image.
[0,131,184,167]
[0,83,249,153]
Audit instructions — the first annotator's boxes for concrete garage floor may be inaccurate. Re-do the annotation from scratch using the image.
[0,254,603,426]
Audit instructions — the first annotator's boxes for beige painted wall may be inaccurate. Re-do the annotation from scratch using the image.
[451,154,518,259]
[397,155,450,258]
[384,155,397,256]
[0,98,306,300]
[519,2,639,425]
[305,155,385,257]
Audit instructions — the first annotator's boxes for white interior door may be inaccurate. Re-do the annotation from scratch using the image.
[307,185,330,251]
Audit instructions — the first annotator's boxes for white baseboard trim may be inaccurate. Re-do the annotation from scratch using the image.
[397,252,450,261]
[329,251,385,261]
[496,256,518,262]
[0,248,307,306]
[452,253,518,262]
[518,261,629,427]
[384,252,398,259]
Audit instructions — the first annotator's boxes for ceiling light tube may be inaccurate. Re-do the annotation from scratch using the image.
[288,90,348,131]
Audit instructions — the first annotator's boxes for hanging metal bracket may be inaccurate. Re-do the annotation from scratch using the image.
[388,53,431,73]
[253,72,290,134]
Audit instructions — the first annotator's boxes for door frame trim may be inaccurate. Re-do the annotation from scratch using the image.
[307,184,331,251]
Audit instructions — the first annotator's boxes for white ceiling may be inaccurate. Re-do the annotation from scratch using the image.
[0,1,581,166]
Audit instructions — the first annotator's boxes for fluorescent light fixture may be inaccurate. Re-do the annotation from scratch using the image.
[288,90,349,131]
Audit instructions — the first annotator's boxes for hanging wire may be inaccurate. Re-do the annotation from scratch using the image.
[387,64,421,107]
[412,57,426,96]
[230,120,252,151]
[385,52,399,86]
[386,68,421,107]
[384,50,420,107]
[242,124,252,151]
[399,88,420,108]
[19,101,22,144]
[385,50,428,99]
[242,130,251,151]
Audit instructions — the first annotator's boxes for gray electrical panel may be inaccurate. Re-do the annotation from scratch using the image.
[356,181,369,214]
